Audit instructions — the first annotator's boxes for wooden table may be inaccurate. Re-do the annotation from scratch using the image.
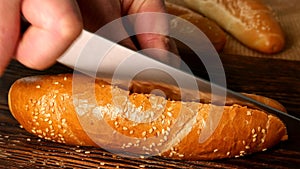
[0,53,300,168]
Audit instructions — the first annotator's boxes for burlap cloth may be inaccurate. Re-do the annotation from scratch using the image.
[222,0,300,60]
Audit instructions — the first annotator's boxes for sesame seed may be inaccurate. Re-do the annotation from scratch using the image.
[85,151,90,154]
[252,129,255,134]
[36,85,41,89]
[129,130,134,135]
[226,152,231,156]
[261,138,265,143]
[262,148,267,151]
[245,146,250,149]
[49,102,54,107]
[178,154,184,158]
[258,126,261,132]
[142,146,148,151]
[142,131,147,137]
[242,140,246,145]
[149,128,153,134]
[134,140,140,144]
[213,149,218,153]
[167,120,171,125]
[162,129,165,135]
[246,111,252,116]
[167,112,173,117]
[27,138,31,141]
[253,134,258,138]
[253,138,257,142]
[75,149,82,153]
[61,119,66,124]
[121,144,125,149]
[262,129,266,134]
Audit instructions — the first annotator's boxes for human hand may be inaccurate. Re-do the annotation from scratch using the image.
[0,0,82,76]
[0,0,178,76]
[76,0,179,66]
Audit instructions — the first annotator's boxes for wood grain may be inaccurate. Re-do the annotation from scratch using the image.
[0,56,299,168]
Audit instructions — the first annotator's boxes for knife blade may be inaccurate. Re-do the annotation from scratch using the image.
[57,30,300,150]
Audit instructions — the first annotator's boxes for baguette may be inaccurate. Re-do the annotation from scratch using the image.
[165,2,227,52]
[8,74,288,160]
[171,0,285,54]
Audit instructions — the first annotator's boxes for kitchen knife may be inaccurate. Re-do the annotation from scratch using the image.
[57,30,300,150]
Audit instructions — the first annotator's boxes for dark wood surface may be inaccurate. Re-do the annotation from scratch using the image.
[0,53,300,168]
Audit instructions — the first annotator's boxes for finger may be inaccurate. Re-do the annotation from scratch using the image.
[124,0,180,66]
[76,0,137,50]
[15,0,82,70]
[0,0,20,76]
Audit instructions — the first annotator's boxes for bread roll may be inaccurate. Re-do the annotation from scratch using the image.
[8,74,288,160]
[165,2,227,52]
[170,0,285,54]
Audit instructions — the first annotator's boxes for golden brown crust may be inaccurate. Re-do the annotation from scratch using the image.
[173,0,285,54]
[8,74,287,160]
[165,2,227,52]
[242,93,287,113]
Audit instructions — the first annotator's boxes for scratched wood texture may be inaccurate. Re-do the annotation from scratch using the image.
[0,53,300,168]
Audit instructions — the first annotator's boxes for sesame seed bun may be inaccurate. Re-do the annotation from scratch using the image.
[165,2,227,52]
[8,74,287,160]
[168,0,285,54]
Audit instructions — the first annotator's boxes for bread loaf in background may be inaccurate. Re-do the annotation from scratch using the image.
[167,0,285,54]
[8,74,288,160]
[165,2,227,52]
